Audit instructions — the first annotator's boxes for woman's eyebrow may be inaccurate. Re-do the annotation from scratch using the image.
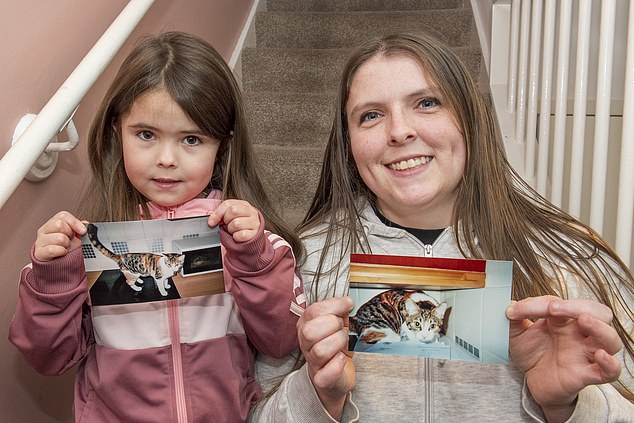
[348,87,441,115]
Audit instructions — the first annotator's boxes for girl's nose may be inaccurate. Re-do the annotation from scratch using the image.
[388,109,416,145]
[156,142,177,167]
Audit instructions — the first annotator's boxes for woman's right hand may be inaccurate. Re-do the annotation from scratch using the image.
[297,296,356,420]
[34,211,86,262]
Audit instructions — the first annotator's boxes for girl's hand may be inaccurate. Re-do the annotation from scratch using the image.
[506,295,623,423]
[207,199,260,243]
[297,296,356,420]
[34,211,87,262]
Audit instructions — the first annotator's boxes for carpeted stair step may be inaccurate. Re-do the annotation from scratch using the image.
[266,0,464,12]
[255,10,474,49]
[254,145,324,226]
[245,91,334,148]
[242,46,482,94]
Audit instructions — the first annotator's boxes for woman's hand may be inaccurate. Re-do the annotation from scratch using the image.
[297,296,356,420]
[207,199,260,243]
[506,295,623,423]
[34,211,86,262]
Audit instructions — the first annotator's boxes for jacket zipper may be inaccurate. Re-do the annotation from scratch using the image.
[425,358,433,422]
[422,234,439,420]
[168,298,188,422]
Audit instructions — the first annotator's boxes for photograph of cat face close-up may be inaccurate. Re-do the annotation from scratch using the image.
[82,217,224,306]
[349,288,451,345]
[347,255,512,364]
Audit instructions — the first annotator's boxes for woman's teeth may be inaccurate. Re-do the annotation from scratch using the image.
[388,156,432,171]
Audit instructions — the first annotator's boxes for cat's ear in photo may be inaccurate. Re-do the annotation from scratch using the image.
[403,298,419,316]
[439,305,452,336]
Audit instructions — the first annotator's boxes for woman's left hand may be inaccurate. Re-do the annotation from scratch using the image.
[506,295,623,423]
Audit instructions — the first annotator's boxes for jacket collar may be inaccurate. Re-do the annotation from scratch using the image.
[145,190,223,220]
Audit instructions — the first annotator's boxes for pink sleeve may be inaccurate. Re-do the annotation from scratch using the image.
[8,246,93,375]
[220,215,305,358]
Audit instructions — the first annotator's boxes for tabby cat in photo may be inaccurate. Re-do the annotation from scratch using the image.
[86,224,184,297]
[349,289,450,344]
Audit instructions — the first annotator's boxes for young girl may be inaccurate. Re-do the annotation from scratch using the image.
[9,32,304,423]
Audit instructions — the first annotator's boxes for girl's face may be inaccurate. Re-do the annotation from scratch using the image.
[120,89,221,208]
[346,54,466,229]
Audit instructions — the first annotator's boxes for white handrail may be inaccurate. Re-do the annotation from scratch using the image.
[0,0,154,210]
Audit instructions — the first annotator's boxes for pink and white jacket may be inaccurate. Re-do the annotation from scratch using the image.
[9,191,305,423]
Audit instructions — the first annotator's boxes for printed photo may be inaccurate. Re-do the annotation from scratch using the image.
[348,254,512,364]
[81,216,224,306]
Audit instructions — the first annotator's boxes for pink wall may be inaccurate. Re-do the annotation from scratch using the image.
[0,1,253,421]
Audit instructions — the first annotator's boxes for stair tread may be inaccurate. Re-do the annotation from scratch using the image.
[242,46,481,93]
[267,0,464,12]
[245,91,333,147]
[256,10,474,49]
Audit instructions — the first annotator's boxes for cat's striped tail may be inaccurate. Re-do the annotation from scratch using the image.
[86,223,117,260]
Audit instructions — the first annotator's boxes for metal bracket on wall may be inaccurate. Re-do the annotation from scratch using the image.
[11,112,80,182]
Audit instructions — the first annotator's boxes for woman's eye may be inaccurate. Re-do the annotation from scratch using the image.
[183,135,202,146]
[360,111,380,123]
[419,98,439,109]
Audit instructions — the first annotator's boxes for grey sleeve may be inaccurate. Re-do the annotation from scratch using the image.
[250,364,359,423]
[521,378,634,422]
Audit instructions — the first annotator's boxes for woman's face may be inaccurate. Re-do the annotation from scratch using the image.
[346,54,466,229]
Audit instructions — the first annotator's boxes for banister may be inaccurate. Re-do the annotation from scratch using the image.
[0,0,154,210]
[494,0,634,267]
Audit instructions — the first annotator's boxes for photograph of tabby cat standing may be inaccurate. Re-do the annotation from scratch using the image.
[9,32,304,423]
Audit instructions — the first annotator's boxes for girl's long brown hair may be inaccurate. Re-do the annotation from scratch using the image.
[81,31,302,258]
[298,33,634,399]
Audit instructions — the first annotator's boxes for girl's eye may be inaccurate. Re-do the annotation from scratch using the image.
[360,111,381,123]
[418,97,439,110]
[183,136,202,146]
[138,130,154,141]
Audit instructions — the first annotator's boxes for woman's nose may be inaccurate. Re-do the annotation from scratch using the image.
[388,109,416,144]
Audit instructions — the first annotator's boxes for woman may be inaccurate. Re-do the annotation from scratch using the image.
[252,33,634,423]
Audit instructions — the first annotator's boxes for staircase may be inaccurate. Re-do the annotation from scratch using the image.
[241,0,483,227]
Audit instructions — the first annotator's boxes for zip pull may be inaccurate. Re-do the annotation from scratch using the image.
[424,244,433,257]
[168,209,175,219]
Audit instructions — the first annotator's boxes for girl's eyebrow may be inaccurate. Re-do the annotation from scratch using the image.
[126,122,206,136]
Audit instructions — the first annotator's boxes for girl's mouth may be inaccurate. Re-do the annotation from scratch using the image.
[387,156,433,171]
[152,178,181,187]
